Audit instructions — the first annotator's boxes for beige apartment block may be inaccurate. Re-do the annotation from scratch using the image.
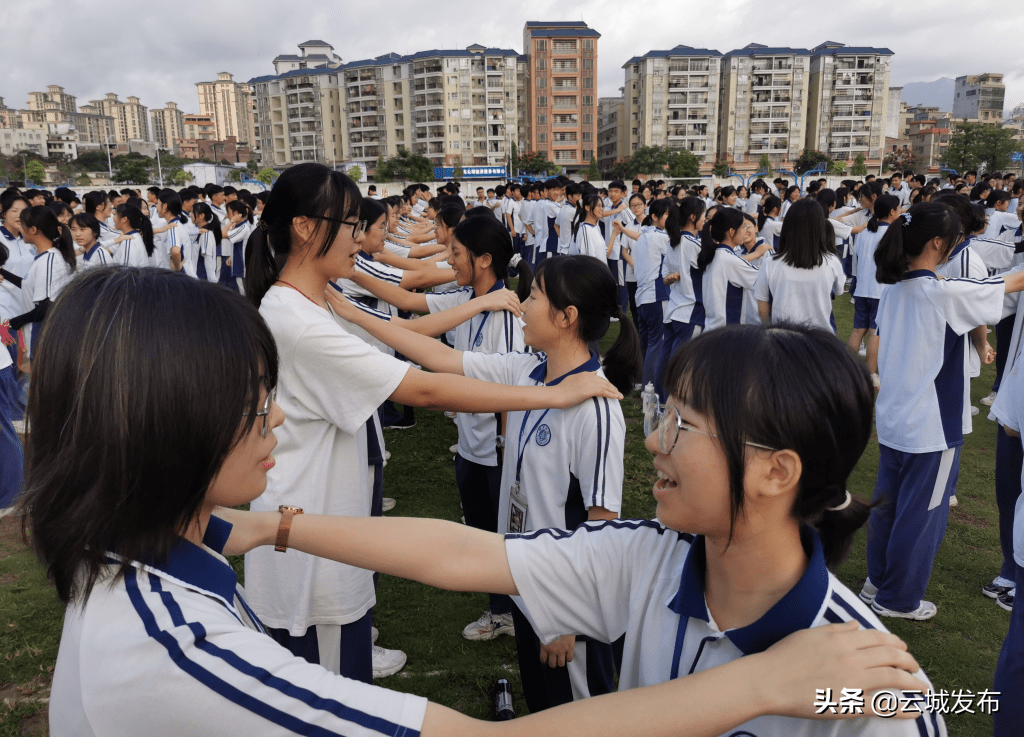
[197,72,255,145]
[182,114,216,141]
[88,93,149,143]
[27,85,78,115]
[718,44,811,172]
[953,73,1005,124]
[523,21,600,172]
[151,102,185,152]
[597,94,626,173]
[806,43,892,166]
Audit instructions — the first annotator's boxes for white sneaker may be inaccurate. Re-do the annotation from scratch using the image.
[870,600,937,620]
[949,495,958,508]
[383,450,391,461]
[610,317,620,322]
[372,645,407,678]
[462,611,515,641]
[981,391,998,406]
[858,341,866,357]
[449,444,458,454]
[371,626,379,644]
[382,497,396,512]
[858,578,878,605]
[971,405,980,416]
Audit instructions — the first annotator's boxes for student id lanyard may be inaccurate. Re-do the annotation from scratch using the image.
[509,407,551,533]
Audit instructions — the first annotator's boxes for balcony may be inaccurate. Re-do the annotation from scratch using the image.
[486,97,504,107]
[750,110,789,120]
[552,62,579,73]
[752,61,792,72]
[752,75,792,88]
[552,84,579,92]
[412,63,443,76]
[669,61,709,73]
[412,113,444,125]
[287,107,317,119]
[552,42,577,54]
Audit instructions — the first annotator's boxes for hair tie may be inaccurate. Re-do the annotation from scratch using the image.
[902,213,912,227]
[826,490,852,512]
[509,253,523,268]
[258,219,269,233]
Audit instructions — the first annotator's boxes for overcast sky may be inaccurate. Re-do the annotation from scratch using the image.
[4,0,1022,123]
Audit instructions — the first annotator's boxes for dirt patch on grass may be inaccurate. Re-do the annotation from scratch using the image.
[0,573,19,585]
[954,512,989,530]
[0,514,28,561]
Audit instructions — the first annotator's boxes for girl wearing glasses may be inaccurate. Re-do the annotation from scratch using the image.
[864,202,1024,622]
[611,193,646,325]
[243,164,620,683]
[216,320,937,737]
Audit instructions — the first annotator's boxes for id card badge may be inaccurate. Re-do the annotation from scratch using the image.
[508,482,528,534]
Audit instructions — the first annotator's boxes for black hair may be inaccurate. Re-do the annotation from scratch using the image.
[874,202,961,284]
[20,267,278,604]
[192,202,223,251]
[676,197,706,238]
[223,186,238,197]
[47,200,73,220]
[648,198,681,247]
[784,185,800,202]
[969,183,991,202]
[83,191,110,216]
[114,204,155,257]
[206,184,224,196]
[858,180,883,205]
[774,199,835,269]
[757,195,783,231]
[55,188,77,206]
[226,199,254,225]
[21,206,77,272]
[157,190,183,221]
[866,194,900,233]
[1,190,29,219]
[107,189,119,200]
[663,323,874,568]
[986,190,1012,208]
[834,187,850,209]
[533,256,641,395]
[806,181,822,195]
[814,188,837,213]
[435,204,464,232]
[608,180,626,192]
[452,216,532,302]
[571,193,603,241]
[244,163,361,307]
[698,207,745,269]
[69,212,101,241]
[632,179,642,188]
[750,179,769,195]
[147,186,161,197]
[120,188,135,197]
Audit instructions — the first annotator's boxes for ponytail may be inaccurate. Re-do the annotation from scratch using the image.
[866,194,899,233]
[54,223,77,271]
[648,199,681,247]
[808,490,873,570]
[571,194,601,241]
[509,253,533,302]
[676,197,706,243]
[757,195,781,231]
[115,204,155,257]
[191,202,222,252]
[697,207,744,269]
[20,206,77,272]
[874,202,960,284]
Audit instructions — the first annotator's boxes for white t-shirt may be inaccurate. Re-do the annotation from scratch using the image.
[22,249,74,355]
[967,235,1015,275]
[114,232,153,269]
[505,521,943,736]
[936,241,989,378]
[990,265,1024,432]
[616,211,639,283]
[425,283,525,465]
[985,209,1020,243]
[246,287,408,633]
[196,232,220,282]
[702,246,761,330]
[743,192,762,215]
[758,217,783,248]
[50,516,427,737]
[77,243,110,271]
[663,232,703,325]
[633,227,669,306]
[508,198,524,235]
[570,222,606,261]
[555,202,576,255]
[851,223,888,299]
[830,217,854,260]
[875,271,1005,453]
[336,253,404,316]
[463,350,624,535]
[0,227,35,323]
[150,216,171,268]
[520,199,536,247]
[754,253,845,333]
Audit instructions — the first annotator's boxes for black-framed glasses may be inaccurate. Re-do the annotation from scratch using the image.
[253,389,276,438]
[653,403,778,455]
[313,216,367,239]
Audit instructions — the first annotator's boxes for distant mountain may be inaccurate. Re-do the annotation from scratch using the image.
[900,77,955,110]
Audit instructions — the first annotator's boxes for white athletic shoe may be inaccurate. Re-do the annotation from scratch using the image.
[870,600,937,620]
[449,444,458,454]
[971,405,980,417]
[858,341,867,357]
[858,578,878,605]
[371,626,379,644]
[372,645,407,678]
[382,497,396,512]
[949,495,959,508]
[384,450,391,461]
[462,611,515,641]
[981,391,998,406]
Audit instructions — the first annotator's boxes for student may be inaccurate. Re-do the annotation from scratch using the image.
[555,183,581,255]
[146,186,162,219]
[744,179,768,215]
[505,183,524,256]
[224,200,254,293]
[850,194,901,368]
[216,321,940,737]
[241,163,621,683]
[520,183,538,266]
[657,197,706,402]
[780,186,800,217]
[82,191,119,252]
[986,190,1022,243]
[192,202,222,283]
[599,180,627,245]
[0,193,33,342]
[754,199,845,333]
[9,206,77,359]
[0,284,22,506]
[154,191,188,275]
[568,194,606,262]
[612,194,646,325]
[70,213,110,271]
[757,195,784,247]
[207,184,228,225]
[48,200,73,225]
[633,199,677,388]
[698,208,761,330]
[111,203,155,268]
[863,202,1024,620]
[539,179,562,266]
[734,214,772,268]
[717,186,739,209]
[993,486,1024,736]
[735,185,749,211]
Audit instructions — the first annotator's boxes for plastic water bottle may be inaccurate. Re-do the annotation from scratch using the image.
[495,678,515,721]
[642,382,657,436]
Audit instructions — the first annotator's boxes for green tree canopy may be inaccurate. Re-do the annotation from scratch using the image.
[882,147,916,174]
[74,150,111,172]
[374,148,436,182]
[757,154,774,178]
[75,173,92,186]
[609,146,701,180]
[246,159,259,172]
[113,156,153,184]
[711,158,730,178]
[942,122,1020,174]
[257,168,276,185]
[516,150,561,177]
[348,165,363,182]
[851,153,868,177]
[25,159,45,184]
[584,156,600,181]
[794,150,833,175]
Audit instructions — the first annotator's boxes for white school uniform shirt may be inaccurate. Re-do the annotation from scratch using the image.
[830,217,854,260]
[757,217,783,249]
[875,270,1005,453]
[97,220,119,251]
[935,239,989,379]
[485,197,501,219]
[210,203,228,233]
[968,235,1015,275]
[663,232,703,325]
[754,253,845,333]
[569,222,606,261]
[633,227,669,306]
[743,192,761,215]
[508,198,524,235]
[851,223,888,299]
[412,200,426,216]
[463,350,624,535]
[985,209,1021,243]
[116,231,153,269]
[196,232,220,282]
[520,199,536,248]
[780,199,794,217]
[150,216,171,268]
[991,264,1024,432]
[616,211,640,283]
[505,522,944,737]
[247,287,409,634]
[0,227,35,322]
[555,202,576,255]
[77,243,110,271]
[49,516,428,737]
[425,281,525,465]
[702,246,760,330]
[336,253,404,317]
[20,249,74,354]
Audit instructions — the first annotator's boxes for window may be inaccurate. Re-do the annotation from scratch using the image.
[536,39,547,52]
[582,113,593,124]
[538,132,547,143]
[393,83,402,94]
[537,96,548,108]
[537,77,547,88]
[536,59,547,71]
[537,114,547,125]
[582,131,592,142]
[583,77,593,89]
[582,96,594,106]
[582,40,593,51]
[583,59,593,70]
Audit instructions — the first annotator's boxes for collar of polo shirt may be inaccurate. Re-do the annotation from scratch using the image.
[135,516,238,605]
[528,351,601,386]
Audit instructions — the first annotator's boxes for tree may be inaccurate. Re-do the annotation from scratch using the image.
[170,169,193,186]
[348,165,363,182]
[509,142,520,173]
[828,160,847,176]
[757,154,774,178]
[711,158,730,178]
[610,146,701,180]
[452,157,464,180]
[794,150,833,175]
[851,153,868,177]
[220,159,231,166]
[584,156,600,181]
[372,156,388,182]
[113,157,152,184]
[226,168,243,182]
[74,150,110,172]
[516,150,560,177]
[246,159,258,172]
[257,168,276,185]
[25,160,45,184]
[942,121,1020,174]
[882,147,916,174]
[374,147,436,182]
[75,173,92,186]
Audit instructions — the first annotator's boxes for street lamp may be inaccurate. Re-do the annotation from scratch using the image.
[106,135,114,182]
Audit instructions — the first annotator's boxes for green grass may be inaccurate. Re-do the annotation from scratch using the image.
[0,296,1013,735]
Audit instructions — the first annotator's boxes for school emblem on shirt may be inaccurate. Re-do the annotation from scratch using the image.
[474,332,484,347]
[536,424,551,446]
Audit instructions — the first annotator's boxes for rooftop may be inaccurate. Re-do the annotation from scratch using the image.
[623,44,722,67]
[524,21,591,27]
[528,28,600,38]
[724,44,810,58]
[298,40,333,48]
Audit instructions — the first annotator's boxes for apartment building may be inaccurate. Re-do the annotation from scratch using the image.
[953,73,1005,123]
[718,44,811,170]
[88,93,149,143]
[597,94,626,173]
[151,102,185,152]
[805,43,892,165]
[908,115,954,172]
[0,98,18,129]
[183,113,216,141]
[196,72,256,145]
[251,42,521,175]
[621,45,722,167]
[27,85,78,116]
[523,21,600,172]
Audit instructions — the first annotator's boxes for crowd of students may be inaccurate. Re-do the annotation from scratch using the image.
[3,162,1024,735]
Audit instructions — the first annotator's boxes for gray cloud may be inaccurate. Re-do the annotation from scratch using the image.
[4,0,1022,124]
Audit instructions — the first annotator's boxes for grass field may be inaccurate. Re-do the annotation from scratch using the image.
[0,294,1013,735]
